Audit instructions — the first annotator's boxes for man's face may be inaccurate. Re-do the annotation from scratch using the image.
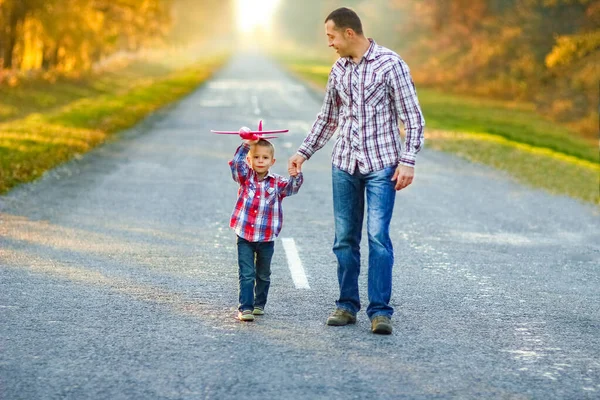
[249,145,275,174]
[325,20,350,57]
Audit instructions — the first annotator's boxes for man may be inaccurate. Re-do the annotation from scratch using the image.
[288,7,425,334]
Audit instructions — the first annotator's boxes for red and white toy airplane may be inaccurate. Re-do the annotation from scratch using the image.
[211,120,288,141]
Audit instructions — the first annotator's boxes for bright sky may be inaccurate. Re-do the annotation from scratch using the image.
[235,0,281,35]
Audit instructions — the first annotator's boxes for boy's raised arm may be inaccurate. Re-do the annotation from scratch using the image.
[229,143,251,184]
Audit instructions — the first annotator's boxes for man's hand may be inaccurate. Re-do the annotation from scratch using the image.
[391,164,414,191]
[288,154,306,177]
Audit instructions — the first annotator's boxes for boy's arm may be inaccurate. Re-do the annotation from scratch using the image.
[278,172,304,199]
[229,143,251,184]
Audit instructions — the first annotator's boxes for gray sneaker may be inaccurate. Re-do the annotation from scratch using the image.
[238,310,255,322]
[371,316,392,334]
[252,307,264,316]
[326,309,357,326]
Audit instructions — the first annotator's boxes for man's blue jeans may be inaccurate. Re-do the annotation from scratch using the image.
[332,165,396,319]
[237,236,274,312]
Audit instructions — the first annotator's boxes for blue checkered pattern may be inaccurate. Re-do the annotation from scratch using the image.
[229,143,303,242]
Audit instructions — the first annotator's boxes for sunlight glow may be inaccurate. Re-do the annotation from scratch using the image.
[235,0,281,35]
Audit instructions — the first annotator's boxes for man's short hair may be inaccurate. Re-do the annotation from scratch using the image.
[251,139,275,156]
[325,7,363,35]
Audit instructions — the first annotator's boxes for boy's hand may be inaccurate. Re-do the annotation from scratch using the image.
[240,126,258,144]
[288,166,298,177]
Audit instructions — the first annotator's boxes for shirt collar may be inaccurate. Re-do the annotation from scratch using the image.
[344,38,377,66]
[253,169,275,182]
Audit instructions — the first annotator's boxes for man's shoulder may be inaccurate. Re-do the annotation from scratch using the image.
[372,44,406,67]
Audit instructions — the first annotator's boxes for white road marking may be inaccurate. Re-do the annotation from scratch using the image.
[281,238,310,289]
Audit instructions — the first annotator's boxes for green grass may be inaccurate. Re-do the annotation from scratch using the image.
[0,54,229,194]
[428,133,599,203]
[417,88,597,163]
[280,59,599,204]
[0,60,202,123]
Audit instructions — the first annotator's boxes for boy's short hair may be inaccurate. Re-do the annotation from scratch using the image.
[250,139,275,157]
[325,7,363,35]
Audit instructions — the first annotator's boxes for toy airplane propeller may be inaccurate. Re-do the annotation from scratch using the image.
[211,120,288,140]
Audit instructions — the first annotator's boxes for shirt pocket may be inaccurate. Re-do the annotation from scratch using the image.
[363,79,387,110]
[334,81,351,107]
[265,186,278,204]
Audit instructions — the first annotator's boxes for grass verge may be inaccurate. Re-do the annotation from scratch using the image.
[0,54,228,194]
[282,61,599,205]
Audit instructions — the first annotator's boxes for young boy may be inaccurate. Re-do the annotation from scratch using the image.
[229,137,303,321]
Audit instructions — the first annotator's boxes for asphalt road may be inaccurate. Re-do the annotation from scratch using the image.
[1,53,599,399]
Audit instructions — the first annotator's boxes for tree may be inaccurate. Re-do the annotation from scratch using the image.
[0,0,176,72]
[387,0,598,136]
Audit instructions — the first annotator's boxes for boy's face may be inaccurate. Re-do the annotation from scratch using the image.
[249,145,275,174]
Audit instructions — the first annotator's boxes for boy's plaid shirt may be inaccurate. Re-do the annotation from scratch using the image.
[229,143,303,242]
[297,39,425,174]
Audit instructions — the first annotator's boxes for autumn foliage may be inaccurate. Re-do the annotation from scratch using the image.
[0,0,231,77]
[390,0,598,138]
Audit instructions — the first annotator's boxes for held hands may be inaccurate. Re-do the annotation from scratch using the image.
[391,164,414,191]
[287,154,305,177]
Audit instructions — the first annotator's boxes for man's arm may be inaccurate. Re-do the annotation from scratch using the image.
[290,71,340,174]
[388,59,425,190]
[388,59,425,168]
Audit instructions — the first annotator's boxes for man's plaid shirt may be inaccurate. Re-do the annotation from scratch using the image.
[297,39,425,174]
[229,143,303,242]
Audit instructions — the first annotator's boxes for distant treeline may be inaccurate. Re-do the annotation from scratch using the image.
[0,0,232,73]
[277,0,598,138]
[393,0,598,138]
[1,0,597,137]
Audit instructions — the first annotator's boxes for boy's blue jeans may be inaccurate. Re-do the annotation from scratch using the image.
[237,236,274,312]
[332,165,396,320]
